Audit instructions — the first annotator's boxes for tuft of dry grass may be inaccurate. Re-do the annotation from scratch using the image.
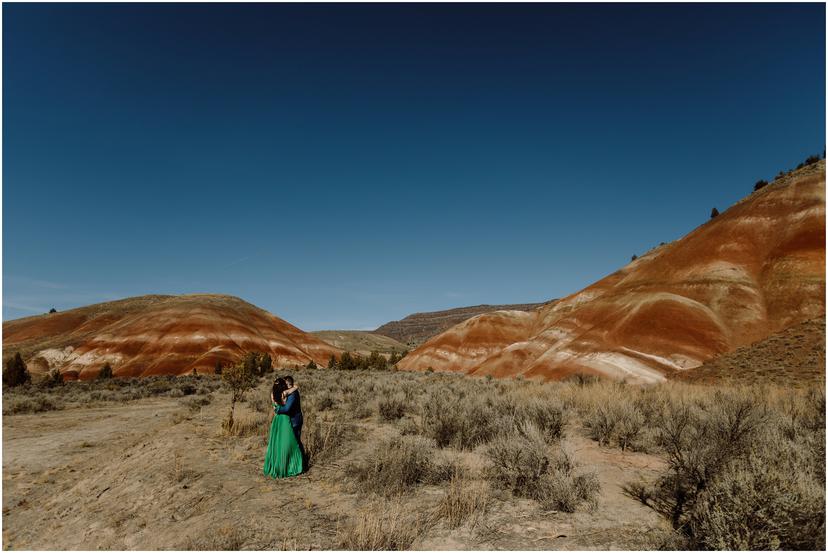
[433,476,489,528]
[223,408,269,437]
[337,501,423,550]
[185,525,248,550]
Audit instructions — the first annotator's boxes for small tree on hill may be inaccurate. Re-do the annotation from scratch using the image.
[327,354,337,369]
[43,368,64,388]
[805,154,820,166]
[49,308,57,314]
[368,350,386,370]
[221,360,256,432]
[339,351,355,371]
[754,179,768,191]
[242,352,259,375]
[631,254,638,261]
[214,360,223,375]
[4,353,30,388]
[306,359,318,370]
[98,363,113,379]
[260,353,273,375]
[710,207,720,218]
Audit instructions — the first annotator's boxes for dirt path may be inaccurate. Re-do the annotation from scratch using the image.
[3,395,669,550]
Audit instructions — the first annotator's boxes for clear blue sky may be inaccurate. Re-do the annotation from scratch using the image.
[3,3,825,330]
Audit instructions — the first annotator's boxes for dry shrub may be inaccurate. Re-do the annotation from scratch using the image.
[304,418,356,467]
[314,392,336,412]
[687,437,825,550]
[422,393,505,449]
[185,525,248,550]
[378,394,407,421]
[433,476,489,528]
[485,422,599,512]
[183,395,211,412]
[514,397,567,442]
[337,501,422,550]
[352,435,448,496]
[627,387,825,550]
[2,394,60,414]
[247,391,271,413]
[585,400,645,451]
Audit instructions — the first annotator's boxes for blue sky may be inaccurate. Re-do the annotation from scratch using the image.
[3,3,825,330]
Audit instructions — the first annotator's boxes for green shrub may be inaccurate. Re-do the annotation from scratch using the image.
[41,368,64,388]
[98,363,113,379]
[4,353,31,388]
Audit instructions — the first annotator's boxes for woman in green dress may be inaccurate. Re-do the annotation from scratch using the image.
[263,378,304,478]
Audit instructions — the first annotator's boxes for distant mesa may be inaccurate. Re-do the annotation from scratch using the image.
[373,302,552,347]
[399,161,826,383]
[3,294,341,380]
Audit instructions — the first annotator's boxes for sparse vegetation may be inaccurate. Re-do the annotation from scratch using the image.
[710,207,719,218]
[3,365,823,549]
[754,179,768,191]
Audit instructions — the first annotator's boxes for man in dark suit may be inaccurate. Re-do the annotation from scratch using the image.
[276,375,305,465]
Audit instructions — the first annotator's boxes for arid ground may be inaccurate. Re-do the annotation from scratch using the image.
[3,369,824,550]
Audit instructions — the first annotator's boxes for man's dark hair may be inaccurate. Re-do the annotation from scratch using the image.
[284,375,294,387]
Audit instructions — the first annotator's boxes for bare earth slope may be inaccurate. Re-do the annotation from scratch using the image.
[374,302,551,346]
[2,294,341,379]
[672,316,825,388]
[400,162,826,383]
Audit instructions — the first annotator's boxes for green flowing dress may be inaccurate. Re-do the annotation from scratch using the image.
[263,410,304,479]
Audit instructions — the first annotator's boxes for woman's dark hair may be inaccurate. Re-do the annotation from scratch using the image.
[272,377,288,405]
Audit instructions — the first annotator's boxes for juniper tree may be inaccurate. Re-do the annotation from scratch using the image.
[3,353,30,387]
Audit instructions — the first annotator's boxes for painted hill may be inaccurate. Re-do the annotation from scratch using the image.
[3,294,341,380]
[374,302,551,347]
[311,331,408,355]
[399,161,826,383]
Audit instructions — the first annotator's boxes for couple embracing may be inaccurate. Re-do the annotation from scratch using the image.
[263,375,306,479]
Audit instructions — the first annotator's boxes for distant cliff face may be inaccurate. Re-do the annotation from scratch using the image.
[399,162,826,383]
[3,294,341,379]
[374,302,551,347]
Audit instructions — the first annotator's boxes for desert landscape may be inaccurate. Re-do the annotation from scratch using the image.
[3,3,826,551]
[3,367,823,550]
[3,159,826,550]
